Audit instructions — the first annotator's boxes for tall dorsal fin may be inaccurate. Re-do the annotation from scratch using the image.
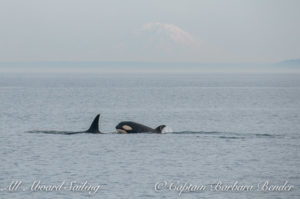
[86,114,101,133]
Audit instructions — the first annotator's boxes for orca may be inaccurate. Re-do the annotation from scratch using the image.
[115,121,166,134]
[85,114,102,133]
[27,114,102,135]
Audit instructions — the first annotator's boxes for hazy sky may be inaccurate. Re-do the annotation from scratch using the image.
[0,0,299,63]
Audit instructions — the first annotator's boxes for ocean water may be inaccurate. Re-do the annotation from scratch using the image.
[0,73,299,198]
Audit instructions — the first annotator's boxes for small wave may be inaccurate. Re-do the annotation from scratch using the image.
[26,130,284,139]
[168,131,283,139]
[218,136,245,139]
[254,133,274,137]
[161,126,173,133]
[26,130,82,135]
[26,130,114,135]
[171,131,222,135]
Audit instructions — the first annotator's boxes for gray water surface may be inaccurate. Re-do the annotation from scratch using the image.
[0,73,299,198]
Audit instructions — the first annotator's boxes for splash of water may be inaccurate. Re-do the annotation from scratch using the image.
[161,126,173,133]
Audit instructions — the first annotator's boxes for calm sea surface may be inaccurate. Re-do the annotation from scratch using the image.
[0,73,299,198]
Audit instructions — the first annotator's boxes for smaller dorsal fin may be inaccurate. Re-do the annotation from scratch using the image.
[155,125,166,133]
[86,114,101,133]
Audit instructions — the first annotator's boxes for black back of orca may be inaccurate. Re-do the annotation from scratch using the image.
[27,114,102,135]
[115,121,166,134]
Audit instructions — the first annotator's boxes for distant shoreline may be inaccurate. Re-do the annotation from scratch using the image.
[0,61,299,73]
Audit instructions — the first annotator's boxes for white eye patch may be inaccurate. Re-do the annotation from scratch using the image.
[122,125,132,131]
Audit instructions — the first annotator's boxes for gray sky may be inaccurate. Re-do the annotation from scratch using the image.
[0,0,299,63]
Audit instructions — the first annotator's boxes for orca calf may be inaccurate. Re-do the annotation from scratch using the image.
[115,121,166,134]
[27,114,102,135]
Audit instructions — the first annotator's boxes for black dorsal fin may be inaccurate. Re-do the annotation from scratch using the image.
[155,125,166,133]
[86,114,101,133]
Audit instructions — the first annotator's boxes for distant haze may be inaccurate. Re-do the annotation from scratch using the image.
[0,61,299,73]
[0,0,299,63]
